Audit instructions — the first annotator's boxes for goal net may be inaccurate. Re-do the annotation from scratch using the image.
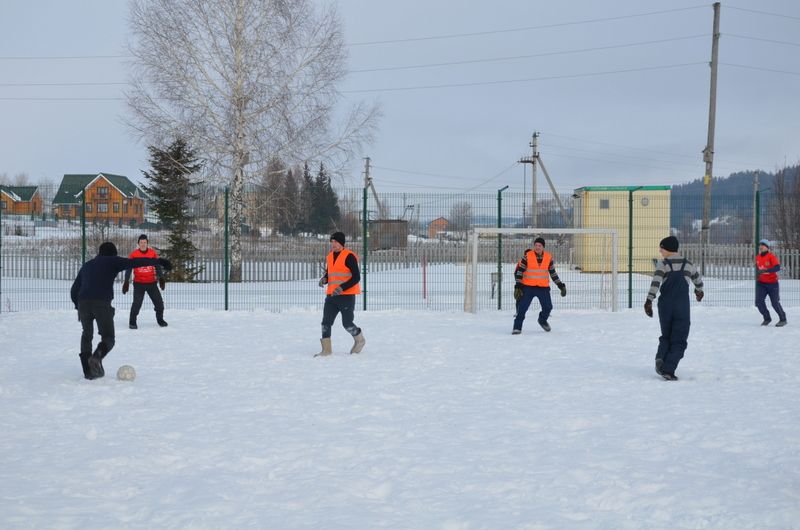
[464,228,619,313]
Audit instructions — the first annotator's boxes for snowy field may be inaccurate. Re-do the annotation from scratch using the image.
[1,306,799,529]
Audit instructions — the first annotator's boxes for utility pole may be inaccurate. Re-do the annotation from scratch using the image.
[519,132,539,228]
[701,1,721,275]
[519,132,570,227]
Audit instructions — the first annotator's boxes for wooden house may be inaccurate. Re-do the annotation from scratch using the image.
[52,173,147,225]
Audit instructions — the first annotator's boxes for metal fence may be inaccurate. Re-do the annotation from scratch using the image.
[1,185,798,313]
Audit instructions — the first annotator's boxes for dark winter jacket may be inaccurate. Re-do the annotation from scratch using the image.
[71,256,164,307]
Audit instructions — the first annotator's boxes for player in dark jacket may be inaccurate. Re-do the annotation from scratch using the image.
[644,236,704,381]
[70,241,171,380]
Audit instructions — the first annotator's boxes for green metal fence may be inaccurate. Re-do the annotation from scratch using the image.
[1,184,798,313]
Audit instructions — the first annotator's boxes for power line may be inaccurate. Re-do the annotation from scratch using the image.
[0,54,131,61]
[726,33,800,48]
[349,5,708,46]
[726,5,800,22]
[721,63,800,76]
[342,62,706,93]
[0,97,123,101]
[350,35,708,73]
[541,131,776,168]
[0,82,126,87]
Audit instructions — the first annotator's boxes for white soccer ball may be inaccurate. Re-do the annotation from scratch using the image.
[116,365,136,381]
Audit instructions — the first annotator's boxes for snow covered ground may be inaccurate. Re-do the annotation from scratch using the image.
[1,307,799,529]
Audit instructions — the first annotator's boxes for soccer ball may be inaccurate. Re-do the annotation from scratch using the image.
[116,365,136,381]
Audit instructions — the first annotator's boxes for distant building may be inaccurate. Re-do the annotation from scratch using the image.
[52,173,147,225]
[427,217,450,239]
[573,186,671,273]
[0,185,42,216]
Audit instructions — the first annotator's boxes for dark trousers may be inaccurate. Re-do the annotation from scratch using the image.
[130,282,164,324]
[78,299,116,356]
[756,282,786,322]
[656,301,690,373]
[513,286,553,330]
[322,295,360,338]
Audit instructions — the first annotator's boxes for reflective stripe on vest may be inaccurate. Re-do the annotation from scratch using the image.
[520,250,551,287]
[326,248,361,295]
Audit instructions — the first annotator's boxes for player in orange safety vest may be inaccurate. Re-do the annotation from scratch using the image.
[512,237,566,334]
[315,232,366,356]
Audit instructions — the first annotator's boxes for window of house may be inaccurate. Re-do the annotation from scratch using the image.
[85,203,93,213]
[599,199,610,209]
[113,202,120,213]
[123,202,129,213]
[98,203,108,213]
[0,200,6,210]
[98,187,109,197]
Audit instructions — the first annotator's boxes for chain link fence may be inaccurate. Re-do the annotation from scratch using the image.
[2,184,798,313]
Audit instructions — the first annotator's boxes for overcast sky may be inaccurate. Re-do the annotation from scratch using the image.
[1,0,798,194]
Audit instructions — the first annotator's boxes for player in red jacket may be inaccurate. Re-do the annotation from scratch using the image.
[755,239,787,327]
[122,234,168,329]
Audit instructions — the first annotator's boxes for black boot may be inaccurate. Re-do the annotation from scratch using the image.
[156,312,168,327]
[88,343,108,379]
[79,353,95,380]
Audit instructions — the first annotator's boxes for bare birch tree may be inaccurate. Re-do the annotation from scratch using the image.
[126,0,379,280]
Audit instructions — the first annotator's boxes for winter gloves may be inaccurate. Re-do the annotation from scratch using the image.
[513,283,523,302]
[644,299,653,317]
[158,258,173,271]
[332,286,343,296]
[695,289,703,302]
[159,278,166,290]
[318,277,327,287]
[557,282,567,297]
[122,281,129,294]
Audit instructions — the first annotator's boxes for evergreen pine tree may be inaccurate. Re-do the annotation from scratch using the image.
[315,163,341,234]
[298,162,315,234]
[277,169,300,235]
[141,138,203,282]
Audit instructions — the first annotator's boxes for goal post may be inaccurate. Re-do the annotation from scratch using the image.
[464,227,619,313]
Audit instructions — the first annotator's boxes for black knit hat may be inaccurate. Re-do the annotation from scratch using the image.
[659,236,679,252]
[534,237,546,247]
[98,242,118,256]
[330,231,346,246]
[138,234,148,242]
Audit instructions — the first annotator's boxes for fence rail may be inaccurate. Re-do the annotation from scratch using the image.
[2,189,798,312]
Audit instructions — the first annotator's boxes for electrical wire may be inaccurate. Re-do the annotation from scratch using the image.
[726,33,800,48]
[721,63,800,76]
[350,35,708,73]
[342,62,706,93]
[349,5,708,46]
[726,5,800,22]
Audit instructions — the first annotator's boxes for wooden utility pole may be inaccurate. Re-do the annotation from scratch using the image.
[701,2,721,275]
[519,132,539,228]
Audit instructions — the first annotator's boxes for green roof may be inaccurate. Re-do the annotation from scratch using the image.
[52,173,145,205]
[0,185,39,202]
[574,186,671,192]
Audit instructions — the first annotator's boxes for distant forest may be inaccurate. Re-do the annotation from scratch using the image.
[671,165,799,219]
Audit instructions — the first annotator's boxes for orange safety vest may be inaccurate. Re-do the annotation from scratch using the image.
[326,248,361,295]
[519,250,552,287]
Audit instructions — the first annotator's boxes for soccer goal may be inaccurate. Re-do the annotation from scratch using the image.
[464,228,619,313]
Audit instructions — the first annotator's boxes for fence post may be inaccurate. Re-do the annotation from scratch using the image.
[81,185,87,264]
[497,185,508,310]
[224,186,229,311]
[362,185,368,311]
[0,197,3,313]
